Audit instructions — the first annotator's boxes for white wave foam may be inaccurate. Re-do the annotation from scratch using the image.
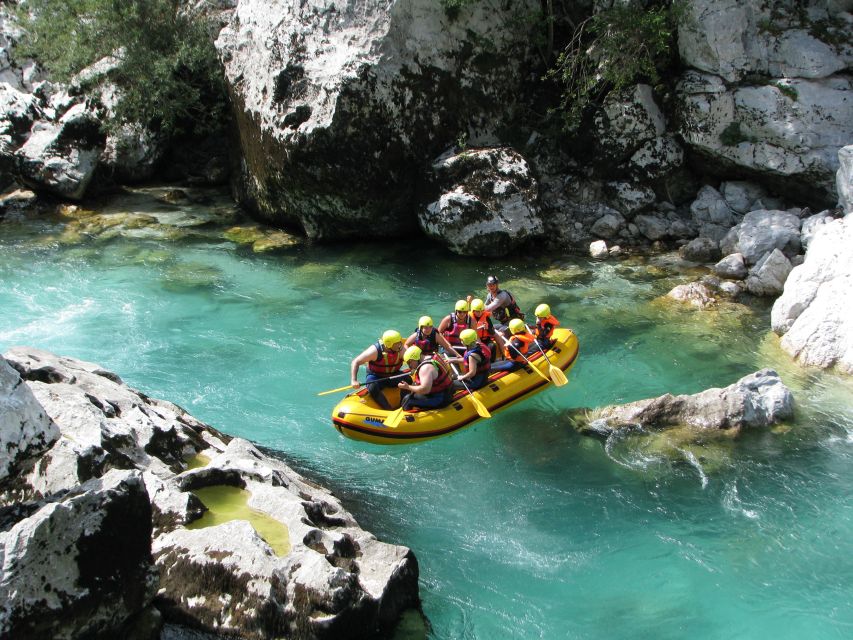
[0,298,94,342]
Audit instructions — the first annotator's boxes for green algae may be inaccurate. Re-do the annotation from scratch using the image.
[188,485,291,556]
[185,453,211,470]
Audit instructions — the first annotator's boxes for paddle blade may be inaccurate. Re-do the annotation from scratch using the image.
[549,364,568,387]
[531,361,551,383]
[385,407,406,429]
[470,394,491,419]
[317,384,355,396]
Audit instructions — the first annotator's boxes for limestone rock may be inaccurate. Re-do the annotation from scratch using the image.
[680,237,721,263]
[720,209,801,265]
[713,252,748,280]
[771,215,853,373]
[585,369,794,434]
[0,469,157,640]
[839,144,853,214]
[745,248,793,297]
[590,239,609,258]
[689,185,737,241]
[590,211,625,239]
[421,147,543,256]
[0,356,59,483]
[720,180,769,214]
[800,209,836,251]
[666,281,717,309]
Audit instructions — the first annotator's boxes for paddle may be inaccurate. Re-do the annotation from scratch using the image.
[525,324,568,387]
[449,361,491,419]
[317,371,413,396]
[384,405,407,429]
[496,332,552,383]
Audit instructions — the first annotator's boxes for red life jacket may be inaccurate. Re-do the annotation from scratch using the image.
[442,311,471,346]
[414,356,453,394]
[414,327,440,354]
[535,315,560,341]
[504,333,535,362]
[367,341,403,375]
[469,310,494,341]
[464,342,492,373]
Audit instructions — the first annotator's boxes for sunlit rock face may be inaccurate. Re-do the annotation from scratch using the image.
[215,0,540,240]
[676,0,853,205]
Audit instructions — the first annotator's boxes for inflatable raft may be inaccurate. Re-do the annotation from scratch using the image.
[331,327,579,444]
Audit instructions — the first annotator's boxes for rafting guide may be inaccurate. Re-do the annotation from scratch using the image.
[319,279,578,444]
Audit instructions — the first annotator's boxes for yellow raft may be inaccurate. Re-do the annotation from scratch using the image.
[331,327,579,444]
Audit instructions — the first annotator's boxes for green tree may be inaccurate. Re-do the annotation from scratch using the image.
[15,0,227,137]
[548,1,681,130]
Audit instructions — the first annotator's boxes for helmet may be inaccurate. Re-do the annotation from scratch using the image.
[454,299,469,312]
[535,303,551,318]
[470,298,485,312]
[381,330,402,349]
[459,329,478,346]
[508,318,526,334]
[418,315,433,327]
[486,275,499,285]
[403,345,422,362]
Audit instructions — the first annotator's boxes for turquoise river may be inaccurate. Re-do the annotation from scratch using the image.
[1,188,851,639]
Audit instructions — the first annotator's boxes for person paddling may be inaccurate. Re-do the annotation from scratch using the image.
[350,330,410,410]
[531,303,560,351]
[405,315,461,358]
[397,346,455,410]
[468,298,497,362]
[450,329,492,390]
[491,318,535,372]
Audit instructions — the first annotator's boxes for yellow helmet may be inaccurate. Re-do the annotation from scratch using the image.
[381,329,402,348]
[403,345,422,362]
[470,298,485,312]
[459,329,478,346]
[508,318,526,334]
[535,303,551,318]
[418,315,433,327]
[454,299,469,312]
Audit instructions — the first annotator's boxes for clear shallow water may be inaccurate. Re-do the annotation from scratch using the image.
[2,197,852,639]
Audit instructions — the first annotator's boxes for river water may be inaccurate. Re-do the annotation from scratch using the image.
[1,188,851,639]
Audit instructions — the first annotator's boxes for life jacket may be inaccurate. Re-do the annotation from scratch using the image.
[504,333,535,362]
[367,341,403,375]
[488,288,525,324]
[469,310,494,341]
[535,315,560,341]
[414,327,440,354]
[414,356,453,394]
[464,342,492,373]
[442,311,471,346]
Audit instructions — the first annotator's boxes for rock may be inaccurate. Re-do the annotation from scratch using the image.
[745,248,793,297]
[1,348,420,637]
[593,84,665,163]
[689,185,737,240]
[680,237,721,263]
[590,211,625,239]
[719,209,801,265]
[0,469,157,640]
[713,252,748,280]
[0,356,59,483]
[629,135,684,180]
[799,209,835,251]
[634,214,669,241]
[420,147,543,256]
[101,123,164,184]
[604,181,656,217]
[839,144,853,214]
[582,369,793,434]
[771,215,853,373]
[215,0,540,239]
[590,240,609,258]
[666,281,717,309]
[720,180,768,214]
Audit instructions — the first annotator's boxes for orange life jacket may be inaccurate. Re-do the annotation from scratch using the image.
[367,342,403,375]
[504,333,535,362]
[469,310,494,341]
[414,356,453,394]
[535,315,560,341]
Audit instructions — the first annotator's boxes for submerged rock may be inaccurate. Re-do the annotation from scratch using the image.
[0,348,419,639]
[575,369,794,436]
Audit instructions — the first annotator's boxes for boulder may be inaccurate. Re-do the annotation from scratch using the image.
[745,248,793,297]
[680,237,721,263]
[720,180,769,214]
[666,281,717,309]
[839,144,853,214]
[720,209,801,265]
[0,356,59,483]
[583,369,794,434]
[590,211,625,239]
[771,215,853,373]
[689,185,737,240]
[215,0,540,239]
[713,252,748,280]
[0,470,157,640]
[420,147,543,256]
[593,84,665,162]
[590,240,609,258]
[634,214,669,241]
[800,209,836,251]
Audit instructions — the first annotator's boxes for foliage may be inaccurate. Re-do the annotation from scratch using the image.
[774,82,798,101]
[15,0,227,137]
[440,0,479,21]
[547,1,682,130]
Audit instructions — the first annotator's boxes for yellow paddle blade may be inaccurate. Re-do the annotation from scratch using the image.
[470,394,491,419]
[530,360,551,383]
[317,384,356,396]
[549,364,568,387]
[384,407,406,429]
